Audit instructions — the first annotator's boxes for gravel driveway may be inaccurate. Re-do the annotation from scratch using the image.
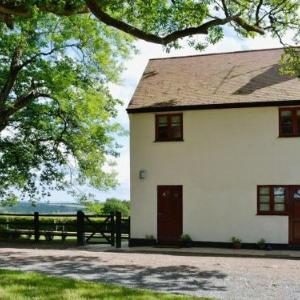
[0,247,299,300]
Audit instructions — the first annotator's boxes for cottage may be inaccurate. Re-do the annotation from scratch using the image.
[127,48,300,248]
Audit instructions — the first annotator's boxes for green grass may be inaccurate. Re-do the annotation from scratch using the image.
[0,269,208,300]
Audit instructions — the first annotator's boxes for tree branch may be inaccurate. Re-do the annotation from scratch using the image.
[86,0,264,45]
[7,91,51,117]
[20,43,81,69]
[255,0,264,25]
[0,0,267,46]
[0,45,23,105]
[257,0,288,24]
[221,0,229,17]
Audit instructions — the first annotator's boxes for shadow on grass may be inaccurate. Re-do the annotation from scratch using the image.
[0,269,206,300]
[0,251,227,294]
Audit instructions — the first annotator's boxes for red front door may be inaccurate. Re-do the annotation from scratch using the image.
[157,185,182,244]
[289,186,300,245]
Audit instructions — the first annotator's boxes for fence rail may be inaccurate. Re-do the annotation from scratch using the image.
[0,211,130,248]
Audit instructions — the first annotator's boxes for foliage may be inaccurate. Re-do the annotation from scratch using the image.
[0,215,107,235]
[0,1,298,50]
[231,236,241,244]
[102,198,130,216]
[257,238,266,245]
[180,234,192,242]
[83,200,103,215]
[280,48,300,78]
[0,269,204,300]
[82,197,130,216]
[0,11,133,204]
[102,198,130,217]
[257,238,266,249]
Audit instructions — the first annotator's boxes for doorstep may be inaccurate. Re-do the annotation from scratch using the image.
[113,246,300,259]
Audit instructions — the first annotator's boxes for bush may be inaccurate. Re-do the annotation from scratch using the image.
[180,234,193,247]
[231,236,242,249]
[257,238,266,249]
[180,234,192,242]
[0,215,109,236]
[231,236,241,244]
[102,198,130,217]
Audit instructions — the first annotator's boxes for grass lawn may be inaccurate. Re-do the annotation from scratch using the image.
[0,269,209,300]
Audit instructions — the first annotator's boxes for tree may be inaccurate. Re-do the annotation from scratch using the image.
[83,200,103,215]
[102,198,130,217]
[0,1,298,50]
[0,12,133,204]
[81,197,130,216]
[278,12,299,78]
[281,45,300,78]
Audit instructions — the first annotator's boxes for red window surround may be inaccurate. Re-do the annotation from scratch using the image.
[279,107,300,137]
[257,185,291,216]
[155,113,183,142]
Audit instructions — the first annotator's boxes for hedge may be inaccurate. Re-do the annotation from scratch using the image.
[0,216,109,233]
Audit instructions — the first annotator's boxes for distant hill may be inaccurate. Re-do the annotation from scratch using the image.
[0,202,85,214]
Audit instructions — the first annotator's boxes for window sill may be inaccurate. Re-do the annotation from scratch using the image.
[278,135,300,138]
[256,212,288,216]
[154,139,184,143]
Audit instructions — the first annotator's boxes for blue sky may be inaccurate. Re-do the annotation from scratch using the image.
[47,27,295,203]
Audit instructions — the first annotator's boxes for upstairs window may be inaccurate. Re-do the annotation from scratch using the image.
[257,185,288,215]
[279,107,300,137]
[155,113,183,141]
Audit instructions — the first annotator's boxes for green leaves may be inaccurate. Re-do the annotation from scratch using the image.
[1,0,298,50]
[280,48,300,78]
[0,11,132,204]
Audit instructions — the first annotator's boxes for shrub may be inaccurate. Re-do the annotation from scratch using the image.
[102,198,130,217]
[231,236,241,244]
[180,234,192,242]
[231,236,242,249]
[257,238,266,249]
[145,235,154,240]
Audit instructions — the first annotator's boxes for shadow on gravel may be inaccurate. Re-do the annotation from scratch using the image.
[0,251,227,293]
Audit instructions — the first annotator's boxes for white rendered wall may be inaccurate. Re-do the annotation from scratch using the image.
[129,107,300,244]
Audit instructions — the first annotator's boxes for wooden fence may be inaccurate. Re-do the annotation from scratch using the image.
[0,211,130,248]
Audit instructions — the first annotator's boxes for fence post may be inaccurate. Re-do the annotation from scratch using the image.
[34,212,39,242]
[77,210,85,246]
[110,212,115,246]
[116,211,121,248]
[128,216,131,240]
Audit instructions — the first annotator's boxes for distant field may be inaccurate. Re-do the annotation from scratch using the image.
[0,202,85,214]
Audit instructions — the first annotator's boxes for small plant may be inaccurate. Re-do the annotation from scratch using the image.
[145,235,154,240]
[231,236,242,249]
[257,238,266,250]
[180,234,193,247]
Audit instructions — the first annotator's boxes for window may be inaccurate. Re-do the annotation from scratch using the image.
[155,114,183,141]
[257,185,288,215]
[279,107,300,137]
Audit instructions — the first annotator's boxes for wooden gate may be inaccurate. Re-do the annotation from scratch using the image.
[84,213,115,245]
[77,211,130,248]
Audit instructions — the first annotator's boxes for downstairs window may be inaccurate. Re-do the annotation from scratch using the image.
[257,185,288,215]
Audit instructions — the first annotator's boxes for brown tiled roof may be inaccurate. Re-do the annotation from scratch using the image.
[127,48,300,112]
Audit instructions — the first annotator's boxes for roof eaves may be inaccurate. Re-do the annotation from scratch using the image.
[127,99,300,113]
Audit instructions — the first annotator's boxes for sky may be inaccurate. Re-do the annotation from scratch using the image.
[47,26,295,203]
